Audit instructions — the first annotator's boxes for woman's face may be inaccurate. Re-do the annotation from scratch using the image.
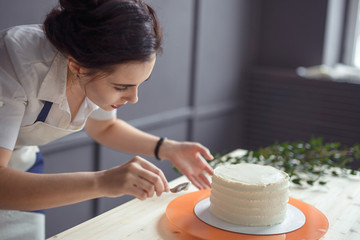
[81,55,156,111]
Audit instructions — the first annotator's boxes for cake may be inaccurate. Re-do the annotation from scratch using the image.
[209,163,290,226]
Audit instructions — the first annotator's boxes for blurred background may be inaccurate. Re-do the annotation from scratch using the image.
[1,0,360,237]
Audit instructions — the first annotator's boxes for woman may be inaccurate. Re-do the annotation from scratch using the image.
[0,0,214,239]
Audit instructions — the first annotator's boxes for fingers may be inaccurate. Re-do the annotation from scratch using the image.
[169,142,214,190]
[188,172,212,190]
[129,180,151,201]
[199,173,211,188]
[131,177,155,200]
[137,168,165,197]
[184,154,213,189]
[130,156,169,198]
[101,156,169,200]
[187,175,202,189]
[196,153,214,176]
[197,144,214,161]
[135,158,170,193]
[194,143,214,176]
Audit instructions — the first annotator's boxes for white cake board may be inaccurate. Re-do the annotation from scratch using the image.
[194,198,306,235]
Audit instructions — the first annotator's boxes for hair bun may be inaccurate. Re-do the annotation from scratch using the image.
[44,0,162,70]
[59,0,106,13]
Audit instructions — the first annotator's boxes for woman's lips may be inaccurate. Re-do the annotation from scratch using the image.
[111,104,123,109]
[111,102,127,109]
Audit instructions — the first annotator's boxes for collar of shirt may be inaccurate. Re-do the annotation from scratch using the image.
[37,52,68,108]
[36,52,99,128]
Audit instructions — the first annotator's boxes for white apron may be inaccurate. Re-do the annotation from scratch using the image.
[0,101,85,240]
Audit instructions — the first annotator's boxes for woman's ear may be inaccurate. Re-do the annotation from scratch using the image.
[67,56,81,75]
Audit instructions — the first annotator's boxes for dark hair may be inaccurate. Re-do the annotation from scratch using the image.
[43,0,162,74]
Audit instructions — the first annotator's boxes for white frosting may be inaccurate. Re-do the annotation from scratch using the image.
[214,163,287,185]
[210,163,290,226]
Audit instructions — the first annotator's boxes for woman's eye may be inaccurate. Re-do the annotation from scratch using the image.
[115,86,128,91]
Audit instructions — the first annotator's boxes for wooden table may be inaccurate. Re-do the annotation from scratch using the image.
[48,150,360,240]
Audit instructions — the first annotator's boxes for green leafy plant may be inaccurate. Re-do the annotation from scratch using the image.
[208,138,360,186]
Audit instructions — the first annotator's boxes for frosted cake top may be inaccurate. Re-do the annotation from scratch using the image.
[213,163,289,185]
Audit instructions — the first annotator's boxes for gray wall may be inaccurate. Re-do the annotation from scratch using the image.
[0,0,57,29]
[0,0,259,237]
[244,0,360,151]
[256,0,328,68]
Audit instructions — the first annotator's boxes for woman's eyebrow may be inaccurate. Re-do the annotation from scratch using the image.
[112,83,136,87]
[111,75,151,87]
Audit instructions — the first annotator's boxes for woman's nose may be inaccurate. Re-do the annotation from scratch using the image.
[124,87,138,104]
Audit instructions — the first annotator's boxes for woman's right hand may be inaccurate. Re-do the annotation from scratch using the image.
[96,156,169,200]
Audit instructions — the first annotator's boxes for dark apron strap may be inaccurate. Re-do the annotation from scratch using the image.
[34,101,53,123]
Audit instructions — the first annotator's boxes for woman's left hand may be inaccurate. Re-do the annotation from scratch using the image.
[160,139,214,189]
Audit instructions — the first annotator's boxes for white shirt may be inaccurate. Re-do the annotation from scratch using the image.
[0,24,116,151]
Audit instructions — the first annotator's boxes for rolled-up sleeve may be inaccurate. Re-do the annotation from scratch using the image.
[0,97,25,150]
[0,70,26,150]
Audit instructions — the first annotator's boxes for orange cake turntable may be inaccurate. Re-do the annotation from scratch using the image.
[165,189,329,240]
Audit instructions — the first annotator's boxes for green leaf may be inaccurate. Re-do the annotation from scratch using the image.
[292,178,302,185]
[306,180,314,186]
